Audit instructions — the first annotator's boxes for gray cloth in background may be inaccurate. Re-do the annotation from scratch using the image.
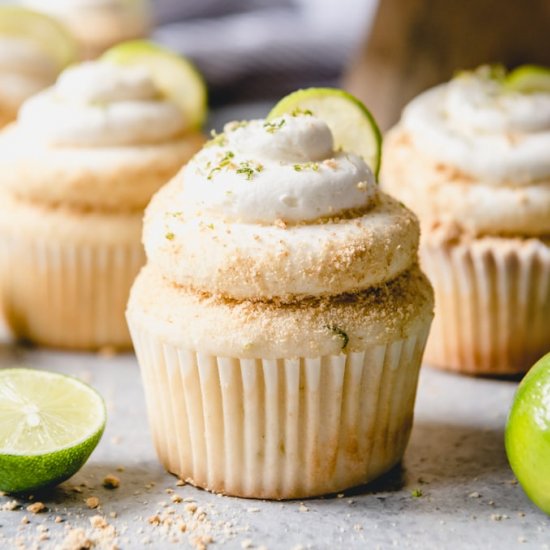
[151,0,377,105]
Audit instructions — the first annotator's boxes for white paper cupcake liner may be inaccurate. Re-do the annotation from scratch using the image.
[128,320,431,500]
[0,235,144,349]
[421,237,550,374]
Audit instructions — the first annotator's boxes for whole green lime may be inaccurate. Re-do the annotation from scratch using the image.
[0,368,106,494]
[505,352,550,514]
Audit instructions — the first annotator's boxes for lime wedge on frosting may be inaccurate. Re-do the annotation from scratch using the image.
[0,368,106,494]
[0,6,77,69]
[268,88,382,178]
[505,65,550,93]
[102,40,207,130]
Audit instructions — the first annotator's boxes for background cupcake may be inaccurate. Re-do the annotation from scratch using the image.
[0,5,76,128]
[382,65,550,375]
[0,40,206,350]
[22,0,151,59]
[127,90,434,499]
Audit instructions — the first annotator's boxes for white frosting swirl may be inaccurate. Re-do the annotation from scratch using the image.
[180,115,377,224]
[0,37,58,110]
[402,71,550,183]
[17,61,187,147]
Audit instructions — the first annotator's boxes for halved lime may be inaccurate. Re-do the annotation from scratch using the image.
[267,88,382,178]
[505,352,550,514]
[0,368,106,494]
[0,6,77,69]
[505,65,550,93]
[102,40,207,130]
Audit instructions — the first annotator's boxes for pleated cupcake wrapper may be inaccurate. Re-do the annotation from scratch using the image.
[0,236,144,349]
[128,320,431,500]
[421,238,550,375]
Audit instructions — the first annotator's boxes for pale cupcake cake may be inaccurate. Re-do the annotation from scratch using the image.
[382,65,550,375]
[22,0,151,59]
[127,89,434,499]
[0,40,206,350]
[0,6,76,128]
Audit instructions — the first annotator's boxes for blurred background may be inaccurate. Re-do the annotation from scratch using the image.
[2,0,550,128]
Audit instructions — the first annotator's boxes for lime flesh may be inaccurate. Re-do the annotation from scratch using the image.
[267,87,382,178]
[0,368,106,494]
[505,65,550,93]
[505,352,550,514]
[102,40,207,130]
[0,6,77,69]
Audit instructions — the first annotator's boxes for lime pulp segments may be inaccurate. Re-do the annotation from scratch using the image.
[505,65,550,93]
[102,40,207,130]
[267,88,382,178]
[0,368,106,493]
[0,6,76,69]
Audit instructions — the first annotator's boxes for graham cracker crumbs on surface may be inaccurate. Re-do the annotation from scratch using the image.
[109,512,117,519]
[165,488,174,494]
[171,494,183,504]
[55,516,64,523]
[336,493,344,499]
[241,539,253,548]
[116,466,125,473]
[102,475,120,489]
[20,516,30,525]
[353,524,363,532]
[468,492,481,498]
[176,480,185,487]
[90,516,108,529]
[246,507,260,513]
[110,436,122,445]
[58,528,94,550]
[490,514,509,521]
[298,503,309,513]
[26,502,46,514]
[185,503,198,514]
[1,500,20,511]
[86,497,100,510]
[148,515,161,526]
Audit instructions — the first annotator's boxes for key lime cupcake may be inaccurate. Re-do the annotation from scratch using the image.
[0,41,206,350]
[127,89,434,499]
[0,6,76,128]
[22,0,151,59]
[382,65,550,375]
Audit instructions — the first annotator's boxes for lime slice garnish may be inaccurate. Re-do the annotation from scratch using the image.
[505,352,550,515]
[102,40,207,130]
[505,65,550,93]
[0,6,77,70]
[267,87,382,178]
[0,368,106,494]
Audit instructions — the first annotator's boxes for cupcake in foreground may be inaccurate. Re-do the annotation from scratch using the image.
[22,0,151,59]
[0,6,76,128]
[127,88,434,499]
[0,40,206,350]
[382,65,550,375]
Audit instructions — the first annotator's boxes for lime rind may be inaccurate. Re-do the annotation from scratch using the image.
[0,429,104,494]
[102,39,208,130]
[0,368,106,494]
[505,64,550,93]
[267,87,382,178]
[0,6,77,69]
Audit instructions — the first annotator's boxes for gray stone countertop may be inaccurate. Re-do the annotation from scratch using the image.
[0,342,549,550]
